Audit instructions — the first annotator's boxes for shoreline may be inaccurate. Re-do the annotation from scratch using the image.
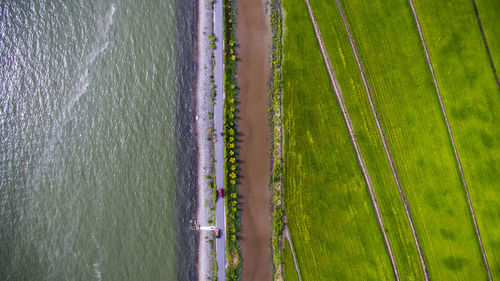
[195,0,216,280]
[174,0,198,279]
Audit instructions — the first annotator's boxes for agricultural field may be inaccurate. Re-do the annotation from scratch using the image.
[282,0,395,279]
[412,0,500,278]
[282,243,299,281]
[475,0,500,80]
[307,0,425,279]
[281,0,499,280]
[328,0,489,279]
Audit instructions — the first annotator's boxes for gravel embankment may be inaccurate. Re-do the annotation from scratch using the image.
[195,0,216,280]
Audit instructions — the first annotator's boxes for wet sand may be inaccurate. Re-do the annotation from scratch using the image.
[236,0,272,280]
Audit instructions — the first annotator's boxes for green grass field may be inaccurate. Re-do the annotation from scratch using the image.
[281,0,499,280]
[282,0,395,279]
[412,0,500,278]
[282,243,299,281]
[475,0,500,79]
[307,0,426,279]
[337,0,489,279]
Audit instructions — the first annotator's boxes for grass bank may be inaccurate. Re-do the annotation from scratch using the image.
[268,0,285,280]
[222,0,242,279]
[282,241,299,281]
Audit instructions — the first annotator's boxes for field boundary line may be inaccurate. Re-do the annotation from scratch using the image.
[303,0,400,279]
[283,224,302,281]
[407,1,493,280]
[470,0,500,90]
[333,1,430,279]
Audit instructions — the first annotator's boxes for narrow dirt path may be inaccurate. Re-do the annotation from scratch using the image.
[470,0,500,90]
[333,1,430,279]
[283,224,302,281]
[303,0,400,279]
[407,1,493,280]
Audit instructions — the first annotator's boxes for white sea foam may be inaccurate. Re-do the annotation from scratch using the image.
[63,3,116,117]
[92,262,102,281]
[102,4,116,36]
[30,3,117,183]
[62,69,90,116]
[85,42,109,67]
[91,233,104,281]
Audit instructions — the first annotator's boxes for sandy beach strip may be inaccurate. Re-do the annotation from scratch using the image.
[195,0,216,280]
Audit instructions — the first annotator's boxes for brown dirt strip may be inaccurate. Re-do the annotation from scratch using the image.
[283,223,302,281]
[236,0,273,279]
[303,0,400,279]
[407,1,493,280]
[470,0,500,90]
[333,0,430,279]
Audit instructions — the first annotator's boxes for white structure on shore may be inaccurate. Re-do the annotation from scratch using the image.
[199,226,217,231]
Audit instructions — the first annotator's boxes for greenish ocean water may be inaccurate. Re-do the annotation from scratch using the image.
[0,0,197,280]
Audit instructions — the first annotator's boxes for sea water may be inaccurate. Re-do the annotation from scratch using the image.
[0,0,197,280]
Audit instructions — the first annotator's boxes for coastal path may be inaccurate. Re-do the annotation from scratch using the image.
[213,0,226,280]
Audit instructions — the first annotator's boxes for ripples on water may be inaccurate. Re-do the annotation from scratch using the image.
[0,0,197,280]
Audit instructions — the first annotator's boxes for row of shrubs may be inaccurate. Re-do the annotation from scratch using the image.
[220,0,284,280]
[222,0,242,280]
[268,0,285,280]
